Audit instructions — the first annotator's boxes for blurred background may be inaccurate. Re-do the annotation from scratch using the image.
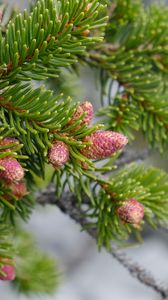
[0,1,168,299]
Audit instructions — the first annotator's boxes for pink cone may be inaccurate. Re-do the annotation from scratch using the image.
[0,261,15,281]
[0,137,19,151]
[5,181,27,199]
[81,130,128,159]
[70,101,93,127]
[48,141,69,168]
[117,198,145,225]
[0,157,24,182]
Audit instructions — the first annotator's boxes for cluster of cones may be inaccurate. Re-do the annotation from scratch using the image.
[0,102,144,281]
[48,102,144,226]
[48,101,128,168]
[0,138,27,201]
[0,139,28,281]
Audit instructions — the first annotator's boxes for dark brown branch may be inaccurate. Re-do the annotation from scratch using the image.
[115,148,150,169]
[111,248,168,299]
[36,186,168,299]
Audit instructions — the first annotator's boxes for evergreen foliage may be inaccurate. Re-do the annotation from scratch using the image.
[0,0,168,296]
[13,230,59,294]
[91,1,168,151]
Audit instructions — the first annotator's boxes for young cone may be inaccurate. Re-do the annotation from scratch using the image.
[69,101,93,127]
[5,181,27,200]
[0,260,15,281]
[117,198,145,225]
[80,130,128,159]
[0,137,19,152]
[48,141,69,168]
[0,157,24,182]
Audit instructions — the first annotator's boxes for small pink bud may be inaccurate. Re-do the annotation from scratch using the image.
[48,141,69,168]
[5,181,27,200]
[0,260,15,281]
[117,198,145,225]
[81,29,90,37]
[85,3,92,12]
[0,157,24,182]
[0,137,19,152]
[80,130,128,159]
[70,101,93,127]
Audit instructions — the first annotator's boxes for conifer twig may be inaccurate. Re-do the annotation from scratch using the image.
[116,148,150,169]
[36,186,168,299]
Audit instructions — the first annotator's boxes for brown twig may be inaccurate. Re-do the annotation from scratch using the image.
[36,186,168,299]
[115,148,150,169]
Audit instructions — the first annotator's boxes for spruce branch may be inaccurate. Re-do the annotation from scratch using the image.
[97,90,141,140]
[49,161,168,249]
[0,224,14,259]
[0,0,107,85]
[13,230,59,295]
[81,0,168,151]
[36,186,168,299]
[0,0,168,297]
[95,163,168,247]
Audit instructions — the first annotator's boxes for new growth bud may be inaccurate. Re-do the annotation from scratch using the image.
[0,137,19,151]
[70,101,93,127]
[117,198,145,225]
[0,260,15,281]
[5,181,27,200]
[81,130,128,159]
[0,157,24,182]
[48,141,69,168]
